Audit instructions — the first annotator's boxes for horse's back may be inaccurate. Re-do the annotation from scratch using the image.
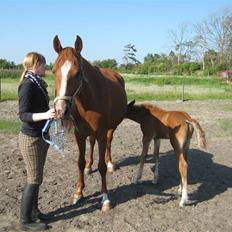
[99,68,127,127]
[145,104,192,128]
[166,111,192,127]
[100,68,125,88]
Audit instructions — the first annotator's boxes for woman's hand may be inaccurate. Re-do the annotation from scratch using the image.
[32,108,56,121]
[45,108,56,119]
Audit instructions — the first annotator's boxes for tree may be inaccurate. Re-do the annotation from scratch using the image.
[123,43,140,65]
[92,59,117,69]
[194,7,232,69]
[0,59,16,69]
[168,23,192,64]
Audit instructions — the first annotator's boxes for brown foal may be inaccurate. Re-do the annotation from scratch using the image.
[126,100,206,207]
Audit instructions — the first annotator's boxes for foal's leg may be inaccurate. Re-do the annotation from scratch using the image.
[85,135,96,175]
[133,136,152,184]
[171,130,189,207]
[152,139,160,184]
[177,149,189,207]
[178,139,190,196]
[73,133,87,204]
[97,132,111,212]
[105,129,114,173]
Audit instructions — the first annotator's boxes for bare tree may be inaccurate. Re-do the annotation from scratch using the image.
[168,23,192,64]
[194,7,232,68]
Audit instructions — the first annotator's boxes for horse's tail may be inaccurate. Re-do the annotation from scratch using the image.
[186,119,207,149]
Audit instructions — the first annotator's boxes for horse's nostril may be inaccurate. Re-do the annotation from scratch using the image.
[64,108,69,116]
[56,109,62,119]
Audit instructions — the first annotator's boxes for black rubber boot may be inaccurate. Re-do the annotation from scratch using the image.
[20,184,47,231]
[32,186,52,221]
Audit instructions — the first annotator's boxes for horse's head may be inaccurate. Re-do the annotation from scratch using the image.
[52,35,83,119]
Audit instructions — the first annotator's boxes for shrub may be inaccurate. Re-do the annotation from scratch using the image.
[0,69,22,79]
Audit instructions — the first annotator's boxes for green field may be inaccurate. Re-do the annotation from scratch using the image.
[1,73,232,101]
[0,119,21,134]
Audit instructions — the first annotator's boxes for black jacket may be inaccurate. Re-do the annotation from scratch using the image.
[18,72,49,137]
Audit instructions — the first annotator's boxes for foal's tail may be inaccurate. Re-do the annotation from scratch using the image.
[186,119,207,149]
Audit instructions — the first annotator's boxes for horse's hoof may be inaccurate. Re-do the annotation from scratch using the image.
[152,178,158,185]
[102,201,111,212]
[132,176,141,184]
[107,163,114,173]
[73,194,83,205]
[179,201,185,207]
[179,199,189,207]
[107,166,114,173]
[85,167,92,175]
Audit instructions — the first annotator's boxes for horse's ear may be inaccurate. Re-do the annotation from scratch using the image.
[74,35,83,54]
[53,35,63,53]
[128,100,136,107]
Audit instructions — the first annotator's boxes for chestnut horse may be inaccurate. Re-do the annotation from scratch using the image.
[52,35,127,211]
[126,100,206,207]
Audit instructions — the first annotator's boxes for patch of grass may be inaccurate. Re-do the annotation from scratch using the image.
[1,73,232,101]
[127,91,232,102]
[127,90,183,101]
[1,75,55,101]
[123,74,226,87]
[0,119,21,134]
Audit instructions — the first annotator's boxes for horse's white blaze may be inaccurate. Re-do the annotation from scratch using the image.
[59,60,72,96]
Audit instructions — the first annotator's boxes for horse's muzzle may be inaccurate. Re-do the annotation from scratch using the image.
[55,100,69,119]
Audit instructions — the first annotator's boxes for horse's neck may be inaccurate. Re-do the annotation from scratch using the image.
[74,60,102,112]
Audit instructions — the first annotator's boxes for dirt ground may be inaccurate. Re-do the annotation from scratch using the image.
[1,99,232,232]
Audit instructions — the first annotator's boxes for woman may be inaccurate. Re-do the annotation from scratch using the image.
[18,52,55,231]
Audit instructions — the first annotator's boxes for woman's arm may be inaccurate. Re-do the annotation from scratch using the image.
[32,108,55,121]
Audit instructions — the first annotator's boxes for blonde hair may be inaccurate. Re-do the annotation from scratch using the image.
[20,52,46,82]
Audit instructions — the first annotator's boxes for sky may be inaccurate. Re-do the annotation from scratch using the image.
[1,0,231,65]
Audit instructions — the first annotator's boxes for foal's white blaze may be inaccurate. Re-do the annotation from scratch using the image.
[59,60,72,97]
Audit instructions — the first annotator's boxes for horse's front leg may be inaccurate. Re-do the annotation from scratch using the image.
[85,135,95,175]
[73,132,87,204]
[105,129,114,173]
[97,132,111,212]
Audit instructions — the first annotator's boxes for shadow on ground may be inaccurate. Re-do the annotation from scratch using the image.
[47,149,232,222]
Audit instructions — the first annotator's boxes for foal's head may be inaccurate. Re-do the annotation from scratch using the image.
[126,100,149,121]
[52,35,83,119]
